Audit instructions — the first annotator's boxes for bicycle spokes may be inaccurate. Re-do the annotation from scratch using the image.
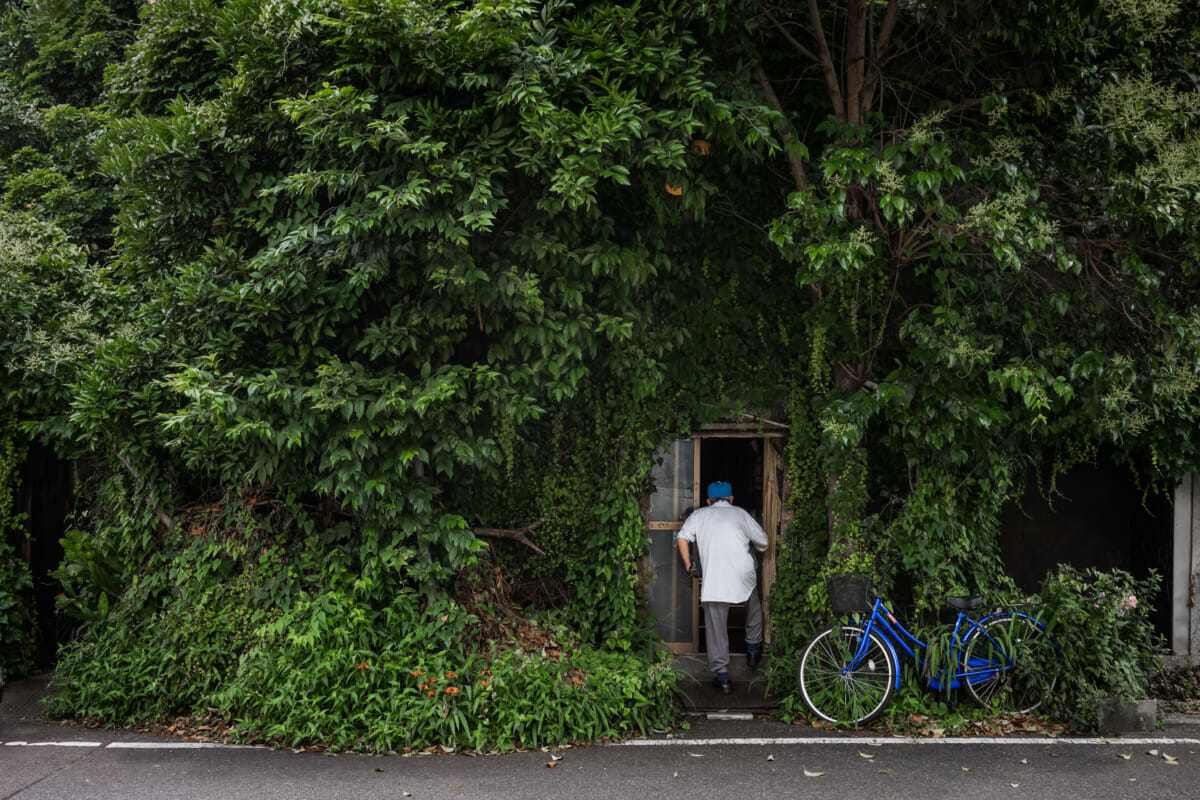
[798,625,896,726]
[961,614,1053,714]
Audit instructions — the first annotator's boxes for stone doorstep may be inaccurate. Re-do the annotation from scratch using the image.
[670,654,777,713]
[1097,698,1158,734]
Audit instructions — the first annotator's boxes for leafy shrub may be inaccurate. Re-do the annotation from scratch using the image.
[51,575,676,752]
[0,538,35,679]
[1023,565,1165,731]
[215,614,676,753]
[0,423,34,680]
[48,484,676,752]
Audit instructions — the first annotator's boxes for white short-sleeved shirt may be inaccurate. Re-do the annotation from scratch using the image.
[677,500,768,604]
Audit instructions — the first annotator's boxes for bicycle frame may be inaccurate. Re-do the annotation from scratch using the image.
[844,597,1038,692]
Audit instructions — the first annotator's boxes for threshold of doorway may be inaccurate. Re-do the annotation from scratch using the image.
[670,653,777,713]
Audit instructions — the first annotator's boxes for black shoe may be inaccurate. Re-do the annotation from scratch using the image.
[711,677,733,695]
[746,651,762,670]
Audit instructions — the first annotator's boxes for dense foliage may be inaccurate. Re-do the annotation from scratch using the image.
[4,0,764,749]
[743,0,1200,700]
[0,420,33,680]
[0,0,1196,743]
[1026,565,1165,731]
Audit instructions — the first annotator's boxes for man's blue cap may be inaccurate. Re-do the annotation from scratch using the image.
[707,481,732,499]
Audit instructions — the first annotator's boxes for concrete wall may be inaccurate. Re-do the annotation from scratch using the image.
[1169,474,1200,667]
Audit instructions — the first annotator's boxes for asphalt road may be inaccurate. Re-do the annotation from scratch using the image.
[4,675,1200,800]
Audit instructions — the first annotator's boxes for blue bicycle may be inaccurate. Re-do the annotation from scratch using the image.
[797,556,1055,726]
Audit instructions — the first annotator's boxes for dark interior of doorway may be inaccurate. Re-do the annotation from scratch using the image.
[697,437,764,656]
[14,444,72,668]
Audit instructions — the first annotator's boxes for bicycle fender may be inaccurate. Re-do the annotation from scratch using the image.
[976,611,1060,648]
[863,619,904,690]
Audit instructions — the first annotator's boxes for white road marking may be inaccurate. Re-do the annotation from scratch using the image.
[105,742,244,749]
[614,736,1200,747]
[5,735,1200,750]
[2,740,250,749]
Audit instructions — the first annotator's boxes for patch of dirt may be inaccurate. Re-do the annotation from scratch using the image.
[1151,664,1200,714]
[454,562,572,661]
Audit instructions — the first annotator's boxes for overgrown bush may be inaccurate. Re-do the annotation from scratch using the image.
[0,423,33,680]
[51,575,676,752]
[1023,565,1165,731]
[0,538,35,679]
[48,484,676,752]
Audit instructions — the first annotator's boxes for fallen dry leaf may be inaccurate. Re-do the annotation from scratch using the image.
[766,754,774,762]
[1117,753,1132,760]
[803,769,825,777]
[545,761,558,769]
[859,751,876,759]
[961,767,972,772]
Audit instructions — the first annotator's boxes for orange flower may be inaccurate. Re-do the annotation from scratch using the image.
[410,670,424,677]
[356,663,370,670]
[427,690,436,696]
[446,673,458,678]
[419,684,427,690]
[479,679,489,686]
[428,676,437,682]
[445,687,459,695]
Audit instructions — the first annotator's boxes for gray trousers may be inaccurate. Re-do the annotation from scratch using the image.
[702,587,763,675]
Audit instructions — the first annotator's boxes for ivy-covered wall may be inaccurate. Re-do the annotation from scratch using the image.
[0,0,1195,743]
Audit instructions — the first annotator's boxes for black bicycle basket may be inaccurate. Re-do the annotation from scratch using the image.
[827,574,874,614]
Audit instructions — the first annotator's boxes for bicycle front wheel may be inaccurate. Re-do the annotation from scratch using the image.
[798,625,896,726]
[961,614,1054,714]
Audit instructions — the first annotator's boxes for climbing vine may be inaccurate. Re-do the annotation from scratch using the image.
[0,0,1196,743]
[0,419,33,679]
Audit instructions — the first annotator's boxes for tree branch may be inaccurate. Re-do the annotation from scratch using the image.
[759,2,820,63]
[756,68,809,192]
[861,0,901,115]
[845,0,867,124]
[113,448,174,530]
[472,520,547,556]
[807,0,847,122]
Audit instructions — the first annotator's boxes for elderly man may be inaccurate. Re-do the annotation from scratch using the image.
[676,480,768,695]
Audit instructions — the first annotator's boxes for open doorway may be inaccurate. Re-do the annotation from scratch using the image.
[696,437,764,656]
[645,425,785,654]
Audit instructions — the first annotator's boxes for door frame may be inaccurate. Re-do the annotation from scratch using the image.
[646,422,786,654]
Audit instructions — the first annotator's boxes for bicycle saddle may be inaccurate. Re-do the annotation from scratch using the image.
[946,595,984,609]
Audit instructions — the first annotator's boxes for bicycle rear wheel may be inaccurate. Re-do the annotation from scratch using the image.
[961,614,1054,713]
[798,625,896,725]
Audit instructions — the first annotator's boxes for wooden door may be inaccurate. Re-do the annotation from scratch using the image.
[646,438,699,652]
